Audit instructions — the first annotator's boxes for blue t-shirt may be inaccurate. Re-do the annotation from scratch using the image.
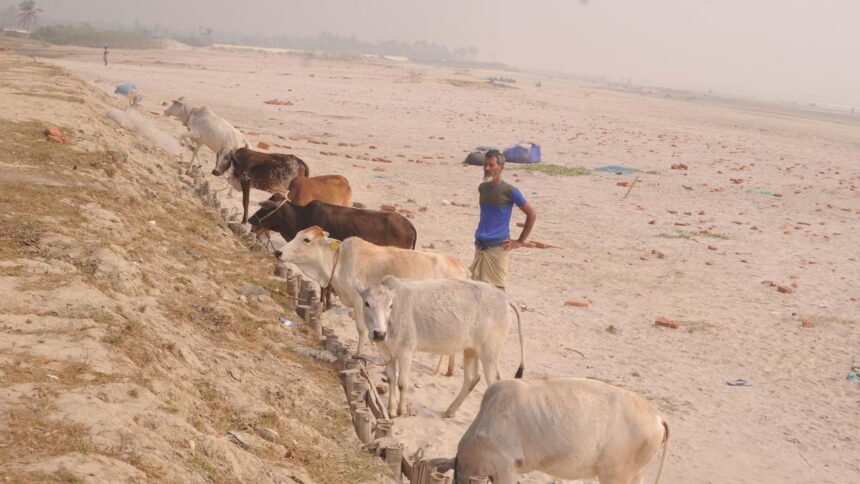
[475,181,527,242]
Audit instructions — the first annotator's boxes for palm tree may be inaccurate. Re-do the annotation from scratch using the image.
[17,0,42,38]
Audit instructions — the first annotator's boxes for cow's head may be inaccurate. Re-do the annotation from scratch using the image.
[277,226,338,268]
[164,98,187,119]
[356,276,400,342]
[212,149,235,176]
[249,193,296,239]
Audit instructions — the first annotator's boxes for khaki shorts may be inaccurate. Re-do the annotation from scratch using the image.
[469,245,510,289]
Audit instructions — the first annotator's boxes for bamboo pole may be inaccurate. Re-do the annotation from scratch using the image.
[383,442,403,484]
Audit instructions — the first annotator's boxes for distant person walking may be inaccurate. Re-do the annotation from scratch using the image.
[103,46,109,66]
[469,149,537,290]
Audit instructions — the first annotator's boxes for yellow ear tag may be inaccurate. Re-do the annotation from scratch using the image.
[329,241,341,250]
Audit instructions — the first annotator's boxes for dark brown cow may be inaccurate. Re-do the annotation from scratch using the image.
[249,193,417,250]
[288,175,352,207]
[212,147,309,223]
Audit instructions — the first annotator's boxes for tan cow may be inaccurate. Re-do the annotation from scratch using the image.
[433,377,670,484]
[287,175,352,207]
[278,227,469,365]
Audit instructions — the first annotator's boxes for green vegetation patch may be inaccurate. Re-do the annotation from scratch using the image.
[33,24,158,49]
[511,163,591,177]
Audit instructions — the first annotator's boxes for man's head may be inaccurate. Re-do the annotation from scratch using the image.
[483,150,505,183]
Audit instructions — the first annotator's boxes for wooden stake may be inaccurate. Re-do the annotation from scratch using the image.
[623,175,640,199]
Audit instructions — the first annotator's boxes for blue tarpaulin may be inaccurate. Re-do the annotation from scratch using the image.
[502,143,541,164]
[114,83,137,95]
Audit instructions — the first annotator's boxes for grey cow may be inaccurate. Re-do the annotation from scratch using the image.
[357,276,525,418]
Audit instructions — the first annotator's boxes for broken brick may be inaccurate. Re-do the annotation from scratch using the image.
[655,317,681,329]
[257,141,271,150]
[380,204,397,212]
[564,300,590,308]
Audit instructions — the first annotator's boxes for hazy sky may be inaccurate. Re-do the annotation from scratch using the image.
[9,0,860,106]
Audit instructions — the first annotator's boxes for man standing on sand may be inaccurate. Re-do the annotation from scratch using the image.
[103,46,109,66]
[470,149,537,290]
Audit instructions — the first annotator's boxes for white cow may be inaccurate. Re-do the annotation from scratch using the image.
[358,276,525,418]
[164,98,247,167]
[277,227,469,374]
[433,378,670,484]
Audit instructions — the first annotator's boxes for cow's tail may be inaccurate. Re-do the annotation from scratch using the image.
[508,302,525,378]
[654,418,670,484]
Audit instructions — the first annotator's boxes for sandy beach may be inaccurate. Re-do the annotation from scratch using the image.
[24,43,860,483]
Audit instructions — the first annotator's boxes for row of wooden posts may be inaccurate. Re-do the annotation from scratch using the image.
[191,165,488,483]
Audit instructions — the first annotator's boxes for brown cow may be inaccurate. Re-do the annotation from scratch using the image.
[288,175,352,207]
[249,193,416,250]
[212,147,309,223]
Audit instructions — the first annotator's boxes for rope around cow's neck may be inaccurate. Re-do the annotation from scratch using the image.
[256,197,288,224]
[325,245,341,289]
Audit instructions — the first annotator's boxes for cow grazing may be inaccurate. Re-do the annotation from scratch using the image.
[357,276,525,417]
[432,378,670,484]
[278,227,467,368]
[287,175,352,207]
[164,98,247,167]
[212,147,309,224]
[249,193,416,250]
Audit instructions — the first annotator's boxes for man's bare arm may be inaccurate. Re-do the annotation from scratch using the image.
[505,202,537,250]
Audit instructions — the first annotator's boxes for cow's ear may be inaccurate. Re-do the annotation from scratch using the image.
[381,275,401,290]
[429,457,455,473]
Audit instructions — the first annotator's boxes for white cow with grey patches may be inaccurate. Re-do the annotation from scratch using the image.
[164,98,247,167]
[357,276,525,418]
[432,377,670,484]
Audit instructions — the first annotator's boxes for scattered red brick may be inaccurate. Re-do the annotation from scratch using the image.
[418,207,428,212]
[617,181,630,187]
[263,99,293,106]
[707,245,717,250]
[352,202,366,209]
[730,178,744,184]
[256,141,271,150]
[776,285,794,294]
[801,320,815,328]
[525,240,555,249]
[352,163,366,169]
[564,300,590,308]
[655,317,681,329]
[648,219,656,225]
[380,204,397,212]
[516,222,525,228]
[369,145,378,149]
[651,249,666,259]
[45,126,71,144]
[671,163,688,170]
[398,208,414,214]
[373,167,385,172]
[337,142,349,147]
